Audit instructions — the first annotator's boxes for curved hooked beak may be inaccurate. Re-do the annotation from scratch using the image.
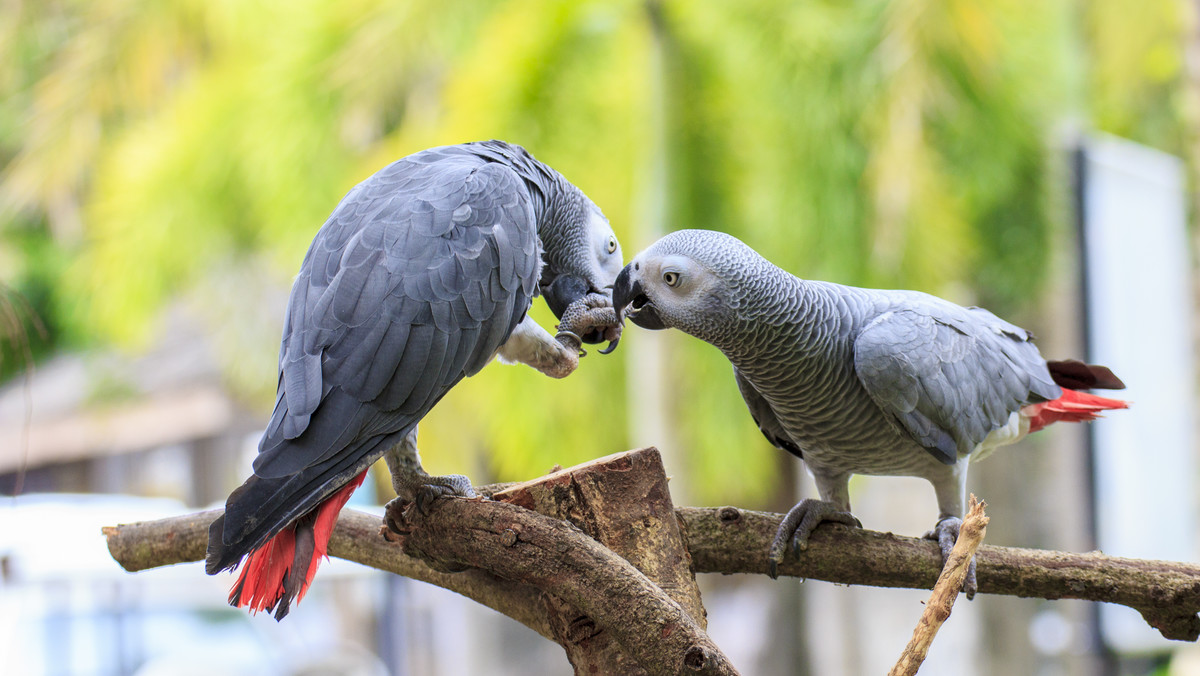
[542,274,591,321]
[612,263,666,331]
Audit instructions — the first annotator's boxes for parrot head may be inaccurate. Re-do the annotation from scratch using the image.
[538,189,624,343]
[613,229,769,346]
[614,230,782,353]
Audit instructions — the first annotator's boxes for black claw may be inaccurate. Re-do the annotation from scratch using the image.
[414,486,439,516]
[598,336,620,355]
[383,497,410,535]
[393,474,476,518]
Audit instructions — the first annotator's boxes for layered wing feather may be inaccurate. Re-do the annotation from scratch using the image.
[219,147,540,555]
[852,296,1061,465]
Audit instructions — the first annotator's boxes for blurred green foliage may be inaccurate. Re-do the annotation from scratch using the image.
[0,0,1191,505]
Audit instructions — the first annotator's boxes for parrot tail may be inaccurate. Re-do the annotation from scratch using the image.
[1045,359,1125,390]
[1025,388,1129,434]
[226,470,368,621]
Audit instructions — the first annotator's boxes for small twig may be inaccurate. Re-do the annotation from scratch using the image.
[0,285,46,498]
[889,495,988,676]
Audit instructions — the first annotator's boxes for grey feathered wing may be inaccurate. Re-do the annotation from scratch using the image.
[208,150,541,573]
[851,300,1061,465]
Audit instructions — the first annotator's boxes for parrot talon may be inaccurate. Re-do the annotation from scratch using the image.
[767,498,861,579]
[420,475,476,514]
[379,524,403,543]
[414,486,440,515]
[926,516,977,599]
[598,336,620,355]
[556,295,621,349]
[383,497,411,536]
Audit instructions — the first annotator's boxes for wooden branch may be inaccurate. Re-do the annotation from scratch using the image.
[106,450,736,676]
[679,506,1200,641]
[105,452,1200,650]
[106,503,1200,644]
[104,510,214,570]
[890,496,989,676]
[492,448,710,674]
[389,494,737,676]
[104,507,557,640]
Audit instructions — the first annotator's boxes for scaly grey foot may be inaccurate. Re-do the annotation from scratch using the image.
[384,474,476,537]
[925,515,977,599]
[556,292,622,355]
[768,498,862,579]
[397,473,476,515]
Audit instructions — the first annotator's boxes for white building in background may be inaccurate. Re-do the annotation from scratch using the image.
[1077,133,1196,653]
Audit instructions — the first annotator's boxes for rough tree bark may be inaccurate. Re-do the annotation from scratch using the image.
[678,506,1200,641]
[105,447,1200,674]
[490,449,708,674]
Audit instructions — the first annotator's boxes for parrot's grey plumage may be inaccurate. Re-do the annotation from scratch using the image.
[612,229,1126,593]
[207,141,623,619]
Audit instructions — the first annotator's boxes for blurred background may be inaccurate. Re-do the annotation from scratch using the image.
[0,0,1197,674]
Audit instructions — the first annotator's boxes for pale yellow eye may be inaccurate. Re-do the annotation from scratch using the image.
[663,271,680,287]
[607,236,617,254]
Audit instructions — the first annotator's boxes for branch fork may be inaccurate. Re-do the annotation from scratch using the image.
[104,449,1200,675]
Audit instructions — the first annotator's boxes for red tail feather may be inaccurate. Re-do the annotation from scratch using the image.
[1024,388,1129,434]
[230,470,368,615]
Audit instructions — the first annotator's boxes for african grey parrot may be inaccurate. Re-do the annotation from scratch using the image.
[611,229,1126,595]
[206,141,624,619]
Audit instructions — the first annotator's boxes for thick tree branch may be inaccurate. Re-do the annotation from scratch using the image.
[107,501,1200,644]
[389,494,736,676]
[106,456,1200,651]
[104,507,557,640]
[680,506,1200,641]
[491,448,711,674]
[105,451,737,676]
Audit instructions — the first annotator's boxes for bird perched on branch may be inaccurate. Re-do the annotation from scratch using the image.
[612,229,1126,596]
[206,141,623,619]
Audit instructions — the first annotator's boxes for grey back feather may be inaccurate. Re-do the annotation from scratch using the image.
[254,145,541,479]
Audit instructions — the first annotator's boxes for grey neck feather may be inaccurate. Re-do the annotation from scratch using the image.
[467,141,573,227]
[465,140,584,259]
[674,237,845,372]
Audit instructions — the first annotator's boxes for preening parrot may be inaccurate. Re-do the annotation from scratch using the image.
[206,141,624,619]
[612,229,1127,595]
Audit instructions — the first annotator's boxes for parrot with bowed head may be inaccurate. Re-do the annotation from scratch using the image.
[612,229,1126,595]
[206,141,623,619]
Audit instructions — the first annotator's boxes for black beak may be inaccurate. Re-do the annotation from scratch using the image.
[542,274,591,320]
[612,263,665,330]
[612,264,639,325]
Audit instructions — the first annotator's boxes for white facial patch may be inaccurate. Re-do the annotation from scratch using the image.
[588,207,623,282]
